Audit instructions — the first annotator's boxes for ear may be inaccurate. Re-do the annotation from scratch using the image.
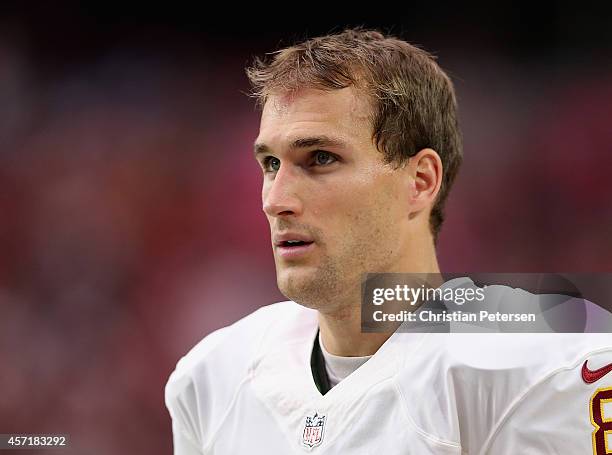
[407,148,443,215]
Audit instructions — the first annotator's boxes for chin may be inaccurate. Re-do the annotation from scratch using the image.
[276,269,314,301]
[276,266,342,309]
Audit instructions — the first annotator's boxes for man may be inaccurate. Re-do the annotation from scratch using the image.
[165,29,612,454]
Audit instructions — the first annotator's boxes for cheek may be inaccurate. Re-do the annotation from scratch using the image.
[343,170,402,216]
[321,175,401,240]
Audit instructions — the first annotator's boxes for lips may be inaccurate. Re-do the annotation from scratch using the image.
[273,233,315,247]
[273,233,315,259]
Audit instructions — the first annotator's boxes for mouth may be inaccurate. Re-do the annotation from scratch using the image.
[274,237,315,259]
[278,240,313,248]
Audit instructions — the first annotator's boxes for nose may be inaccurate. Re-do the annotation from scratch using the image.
[262,165,303,218]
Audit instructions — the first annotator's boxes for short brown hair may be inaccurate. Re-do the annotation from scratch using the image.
[246,28,462,240]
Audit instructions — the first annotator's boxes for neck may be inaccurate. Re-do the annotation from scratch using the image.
[318,309,391,357]
[319,243,441,357]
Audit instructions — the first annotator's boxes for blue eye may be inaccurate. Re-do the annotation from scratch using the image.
[314,151,336,166]
[263,157,281,172]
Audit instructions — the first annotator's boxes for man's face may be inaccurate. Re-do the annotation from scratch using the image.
[254,87,413,312]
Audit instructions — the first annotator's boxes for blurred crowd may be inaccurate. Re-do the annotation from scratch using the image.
[0,31,610,454]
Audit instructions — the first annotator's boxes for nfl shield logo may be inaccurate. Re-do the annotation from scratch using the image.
[302,412,326,448]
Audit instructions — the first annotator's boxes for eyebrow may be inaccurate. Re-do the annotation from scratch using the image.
[253,135,347,157]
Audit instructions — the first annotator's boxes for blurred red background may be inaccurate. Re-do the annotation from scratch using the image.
[0,4,611,454]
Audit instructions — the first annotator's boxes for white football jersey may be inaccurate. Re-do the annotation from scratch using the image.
[165,299,612,454]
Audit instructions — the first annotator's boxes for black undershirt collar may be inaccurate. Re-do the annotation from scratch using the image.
[310,329,332,395]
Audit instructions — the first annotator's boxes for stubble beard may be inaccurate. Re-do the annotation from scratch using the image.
[276,238,381,317]
[276,252,358,315]
[274,209,399,315]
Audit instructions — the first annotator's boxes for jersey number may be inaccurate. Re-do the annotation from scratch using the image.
[590,387,612,454]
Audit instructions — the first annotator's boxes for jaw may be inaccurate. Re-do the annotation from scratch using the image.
[276,262,337,304]
[276,263,319,295]
[275,260,363,315]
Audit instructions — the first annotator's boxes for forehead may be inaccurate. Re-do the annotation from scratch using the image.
[257,87,373,148]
